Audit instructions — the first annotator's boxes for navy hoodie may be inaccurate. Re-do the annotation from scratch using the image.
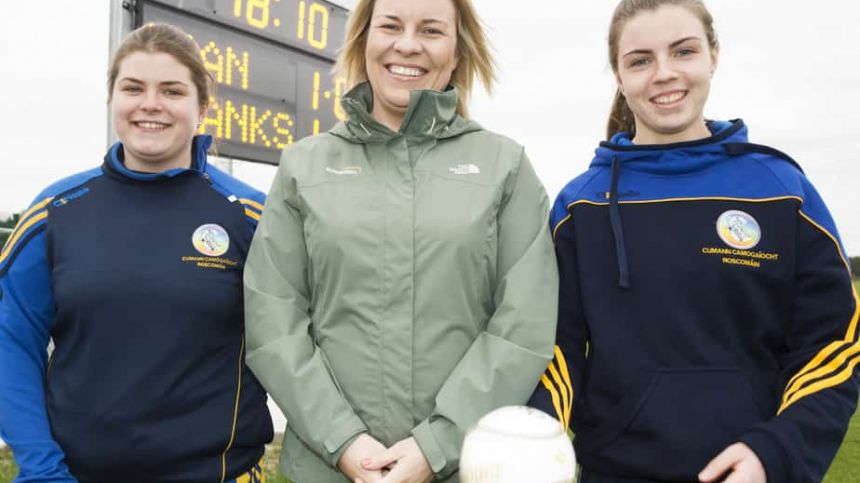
[529,120,858,482]
[0,136,273,482]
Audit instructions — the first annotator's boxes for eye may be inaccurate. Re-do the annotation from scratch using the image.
[164,88,184,96]
[422,27,443,35]
[121,85,142,93]
[676,48,697,57]
[378,23,400,31]
[629,57,650,68]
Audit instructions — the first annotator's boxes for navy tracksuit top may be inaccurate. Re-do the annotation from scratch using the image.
[0,136,273,482]
[529,121,858,482]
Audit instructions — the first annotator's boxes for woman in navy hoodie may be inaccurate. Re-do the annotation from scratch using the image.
[0,24,272,482]
[529,1,858,482]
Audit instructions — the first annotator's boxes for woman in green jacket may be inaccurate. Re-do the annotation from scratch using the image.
[243,0,558,482]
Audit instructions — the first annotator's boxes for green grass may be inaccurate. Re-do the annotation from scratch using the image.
[824,407,860,482]
[0,448,15,482]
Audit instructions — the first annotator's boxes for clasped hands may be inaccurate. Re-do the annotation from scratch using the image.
[338,434,434,483]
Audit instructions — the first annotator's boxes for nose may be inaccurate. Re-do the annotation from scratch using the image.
[140,88,162,112]
[393,30,421,56]
[653,56,678,83]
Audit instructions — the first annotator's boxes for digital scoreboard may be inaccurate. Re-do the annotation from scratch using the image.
[137,0,350,165]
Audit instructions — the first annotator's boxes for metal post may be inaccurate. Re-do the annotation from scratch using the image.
[107,0,136,148]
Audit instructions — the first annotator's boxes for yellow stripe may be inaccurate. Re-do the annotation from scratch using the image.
[780,351,860,414]
[220,338,245,483]
[244,208,261,222]
[0,210,49,265]
[540,373,565,428]
[569,195,802,207]
[781,290,860,410]
[777,213,859,408]
[783,340,847,398]
[1,197,53,257]
[554,346,574,427]
[799,210,853,288]
[240,198,264,212]
[547,361,569,430]
[782,340,859,405]
[15,197,53,229]
[554,195,803,240]
[846,287,860,346]
[552,214,572,240]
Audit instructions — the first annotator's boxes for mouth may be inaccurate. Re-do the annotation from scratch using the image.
[132,121,171,130]
[650,90,687,106]
[386,64,427,78]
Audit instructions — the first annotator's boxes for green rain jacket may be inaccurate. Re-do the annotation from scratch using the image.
[244,83,558,482]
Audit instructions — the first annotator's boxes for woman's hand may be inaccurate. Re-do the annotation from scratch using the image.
[338,433,388,483]
[359,437,433,483]
[699,443,766,483]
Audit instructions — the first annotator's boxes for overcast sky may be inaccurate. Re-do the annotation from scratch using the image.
[1,1,858,255]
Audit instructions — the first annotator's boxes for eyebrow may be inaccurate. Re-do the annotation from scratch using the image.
[622,36,702,57]
[119,77,189,87]
[376,14,449,25]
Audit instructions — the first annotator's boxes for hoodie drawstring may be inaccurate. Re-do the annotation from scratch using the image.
[609,157,631,289]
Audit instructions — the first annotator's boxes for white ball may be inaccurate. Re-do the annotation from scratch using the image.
[460,406,576,483]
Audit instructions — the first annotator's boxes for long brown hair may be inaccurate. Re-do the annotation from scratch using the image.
[334,0,496,118]
[108,23,214,111]
[605,0,718,140]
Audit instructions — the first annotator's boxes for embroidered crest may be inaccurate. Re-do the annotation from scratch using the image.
[192,224,230,257]
[716,210,761,250]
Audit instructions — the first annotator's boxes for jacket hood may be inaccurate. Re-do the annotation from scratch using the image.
[329,82,482,144]
[103,135,212,181]
[592,119,748,174]
[591,119,747,290]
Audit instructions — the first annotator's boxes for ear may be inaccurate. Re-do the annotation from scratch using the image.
[615,72,625,96]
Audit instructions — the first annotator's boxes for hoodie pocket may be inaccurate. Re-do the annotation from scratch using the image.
[576,367,767,480]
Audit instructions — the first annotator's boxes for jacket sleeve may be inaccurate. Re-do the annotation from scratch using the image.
[243,155,367,467]
[527,193,588,431]
[410,150,559,479]
[738,180,859,482]
[0,208,76,482]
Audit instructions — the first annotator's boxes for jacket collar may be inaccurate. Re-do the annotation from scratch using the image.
[330,82,481,143]
[591,119,748,174]
[103,135,212,181]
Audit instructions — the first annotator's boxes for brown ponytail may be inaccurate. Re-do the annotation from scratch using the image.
[606,89,636,141]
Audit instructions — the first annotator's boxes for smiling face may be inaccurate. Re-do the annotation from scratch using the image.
[364,0,459,130]
[111,51,203,172]
[615,4,718,144]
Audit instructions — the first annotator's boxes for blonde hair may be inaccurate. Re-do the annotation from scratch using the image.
[606,0,718,140]
[334,0,495,118]
[108,23,215,111]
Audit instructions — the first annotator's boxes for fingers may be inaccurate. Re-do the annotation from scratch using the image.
[361,446,401,471]
[699,444,744,482]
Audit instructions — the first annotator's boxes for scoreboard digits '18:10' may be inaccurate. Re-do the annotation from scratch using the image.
[140,0,350,165]
[223,0,341,54]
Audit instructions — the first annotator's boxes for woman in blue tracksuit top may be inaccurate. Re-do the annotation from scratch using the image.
[0,24,272,482]
[529,1,858,482]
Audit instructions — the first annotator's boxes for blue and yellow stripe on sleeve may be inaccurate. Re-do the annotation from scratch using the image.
[538,345,574,428]
[777,211,860,414]
[240,198,263,224]
[0,197,52,276]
